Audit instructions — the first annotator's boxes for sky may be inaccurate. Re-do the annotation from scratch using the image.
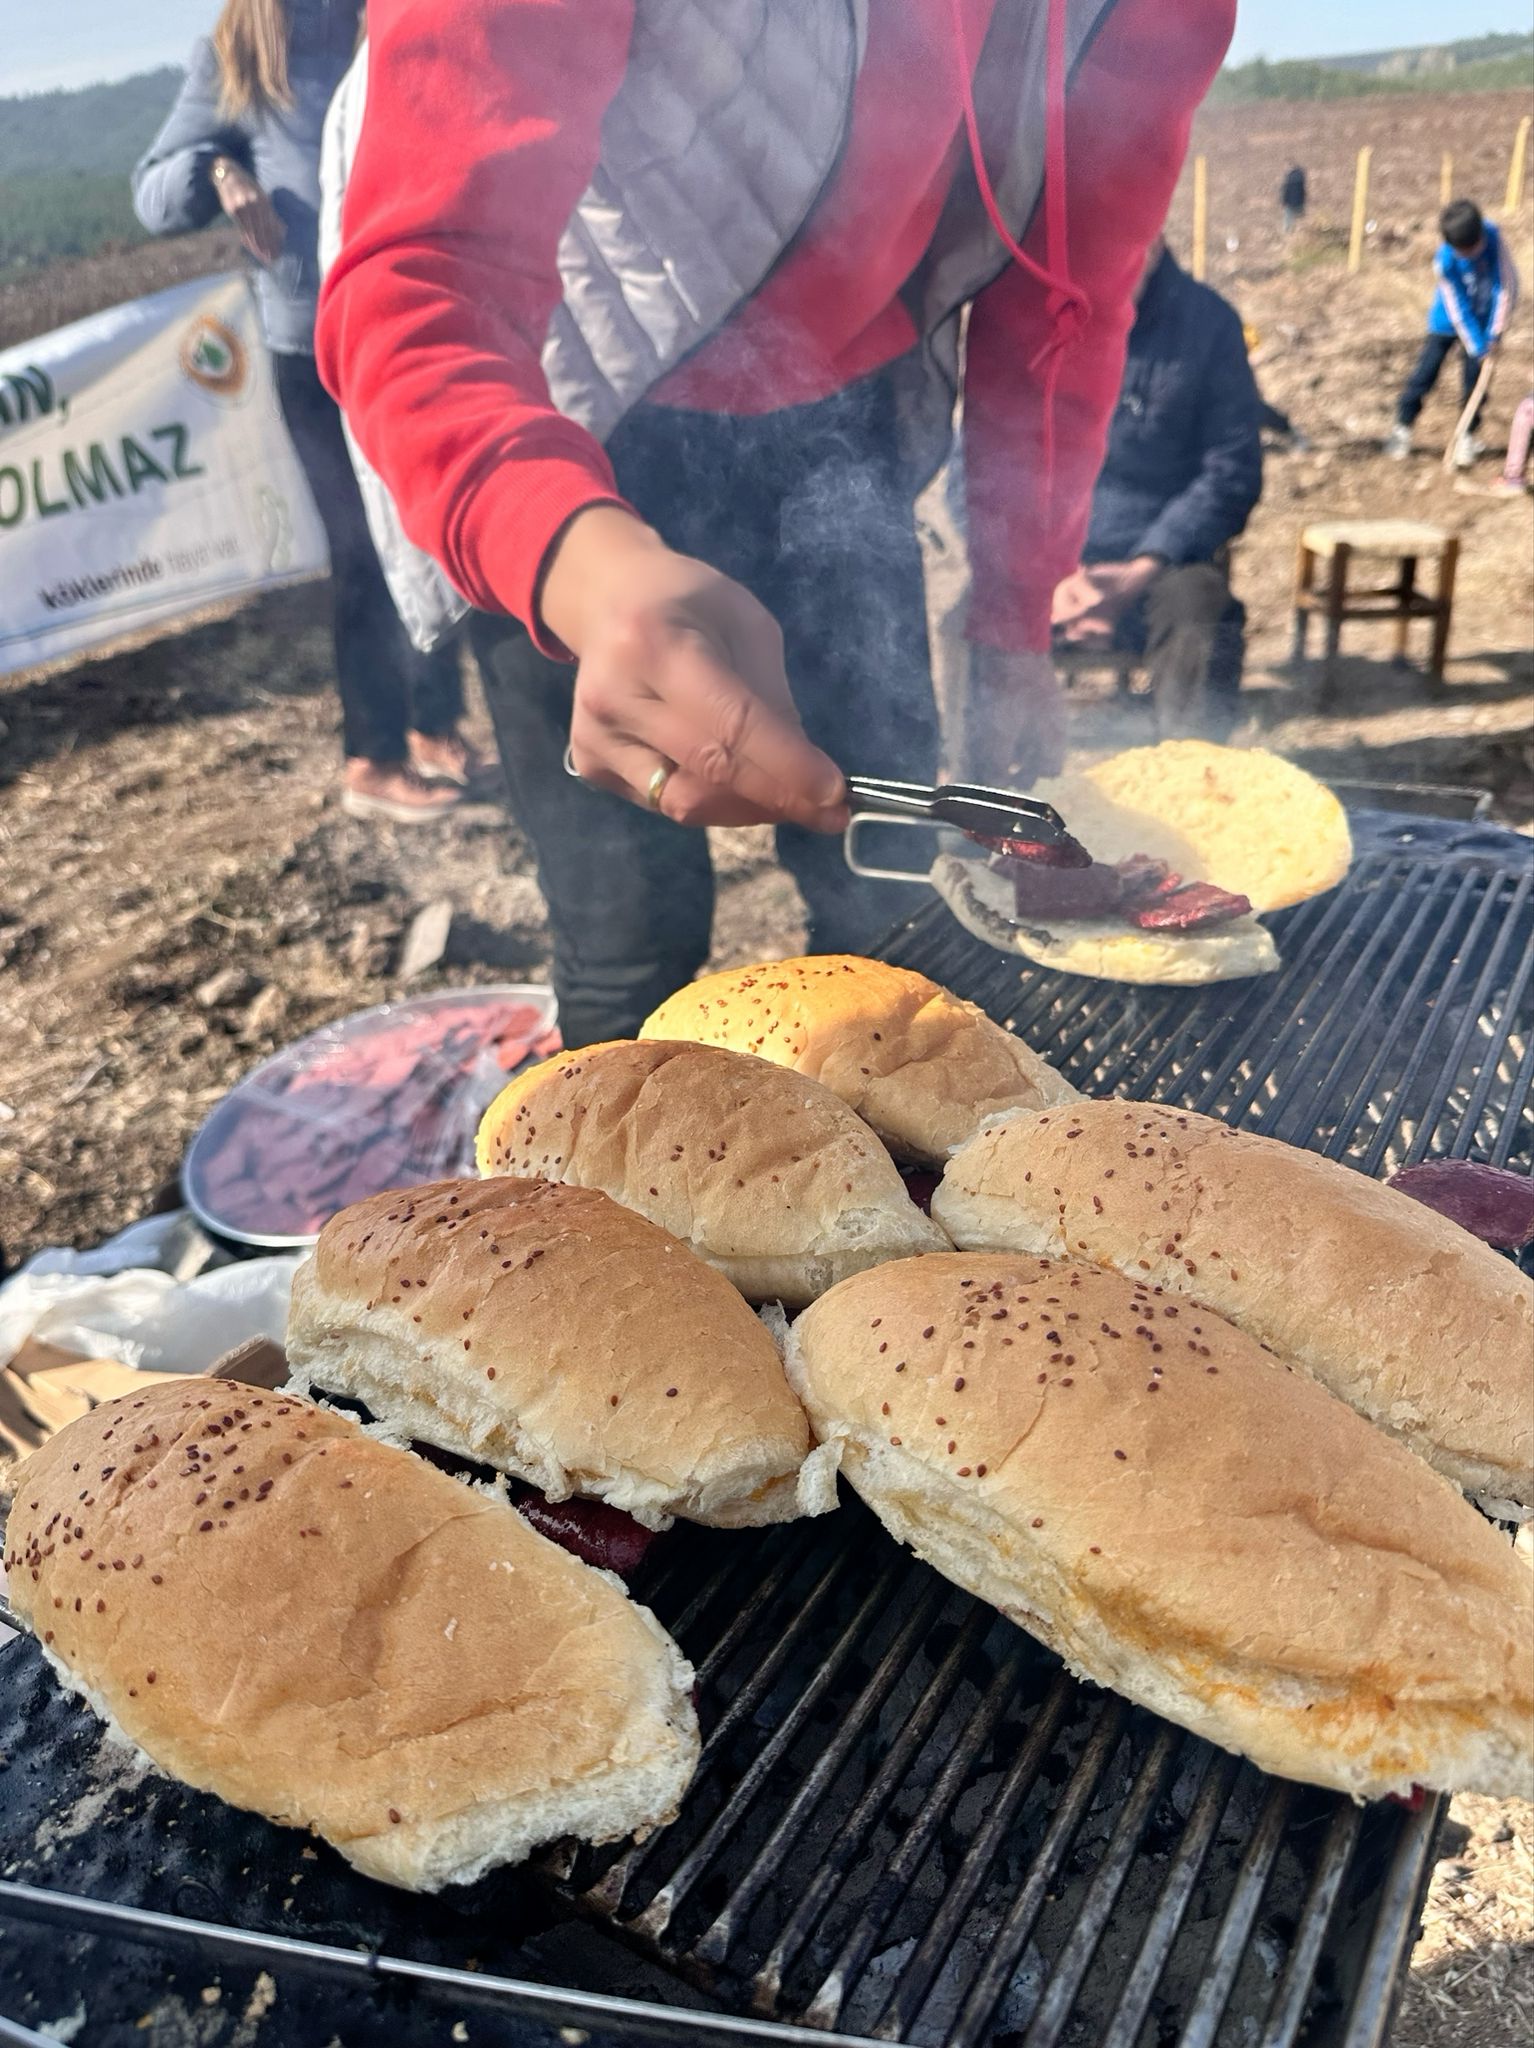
[4,0,1529,96]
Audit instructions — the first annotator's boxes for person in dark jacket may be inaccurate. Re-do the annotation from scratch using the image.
[1051,237,1262,740]
[132,0,481,823]
[1280,164,1306,235]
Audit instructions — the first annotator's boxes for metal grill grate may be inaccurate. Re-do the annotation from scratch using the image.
[1,826,1528,2047]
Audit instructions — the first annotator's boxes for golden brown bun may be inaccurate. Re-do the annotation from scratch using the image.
[640,954,1077,1166]
[475,1041,949,1309]
[786,1256,1533,1801]
[286,1178,836,1528]
[933,1103,1534,1514]
[4,1381,698,1890]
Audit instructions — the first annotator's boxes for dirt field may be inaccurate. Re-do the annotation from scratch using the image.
[0,87,1530,2042]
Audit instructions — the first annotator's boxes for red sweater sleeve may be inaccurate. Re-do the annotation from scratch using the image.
[962,0,1234,652]
[315,0,635,641]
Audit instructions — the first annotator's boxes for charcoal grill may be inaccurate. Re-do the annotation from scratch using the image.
[2,810,1528,2048]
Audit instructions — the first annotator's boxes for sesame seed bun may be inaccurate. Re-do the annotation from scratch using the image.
[3,1380,698,1891]
[785,1255,1533,1802]
[933,1102,1534,1516]
[475,1041,949,1309]
[286,1178,837,1528]
[640,954,1077,1166]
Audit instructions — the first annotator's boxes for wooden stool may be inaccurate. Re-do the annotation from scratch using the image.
[1292,520,1460,706]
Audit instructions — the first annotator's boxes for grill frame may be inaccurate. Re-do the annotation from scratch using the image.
[1,815,1527,2048]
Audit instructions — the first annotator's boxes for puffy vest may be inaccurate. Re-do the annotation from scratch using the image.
[320,0,1115,648]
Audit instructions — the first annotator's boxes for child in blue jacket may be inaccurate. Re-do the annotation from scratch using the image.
[1388,200,1519,466]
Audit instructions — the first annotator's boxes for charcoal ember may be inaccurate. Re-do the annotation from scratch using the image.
[1127,882,1252,932]
[1388,1160,1534,1251]
[514,1492,661,1578]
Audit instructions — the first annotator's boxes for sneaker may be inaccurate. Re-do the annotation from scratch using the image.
[1453,432,1486,471]
[407,730,499,790]
[341,760,463,824]
[1384,424,1412,460]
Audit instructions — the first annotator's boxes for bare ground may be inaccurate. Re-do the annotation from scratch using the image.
[0,89,1530,2040]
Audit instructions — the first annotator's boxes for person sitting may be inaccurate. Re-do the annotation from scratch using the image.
[1386,199,1518,468]
[1051,236,1262,741]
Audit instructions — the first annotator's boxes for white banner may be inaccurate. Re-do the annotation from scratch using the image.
[0,272,328,672]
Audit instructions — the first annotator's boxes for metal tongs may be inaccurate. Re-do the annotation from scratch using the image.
[844,775,1083,883]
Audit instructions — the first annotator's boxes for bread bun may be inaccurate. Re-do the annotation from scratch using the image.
[933,1103,1534,1515]
[476,1041,949,1309]
[286,1178,836,1528]
[933,854,1280,986]
[640,954,1077,1165]
[1032,741,1352,912]
[786,1256,1533,1802]
[3,1381,698,1891]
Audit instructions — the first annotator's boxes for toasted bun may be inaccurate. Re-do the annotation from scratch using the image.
[475,1041,949,1309]
[786,1256,1533,1801]
[4,1381,698,1890]
[932,854,1281,986]
[640,955,1077,1166]
[1032,742,1353,912]
[933,1103,1534,1514]
[286,1178,836,1529]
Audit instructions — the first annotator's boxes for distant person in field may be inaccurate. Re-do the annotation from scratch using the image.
[1497,394,1534,496]
[1386,199,1519,469]
[132,0,489,823]
[1051,235,1262,741]
[1279,163,1306,236]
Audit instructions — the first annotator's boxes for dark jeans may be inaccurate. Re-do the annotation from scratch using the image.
[1106,560,1246,741]
[469,372,938,1047]
[1396,333,1483,429]
[273,350,462,762]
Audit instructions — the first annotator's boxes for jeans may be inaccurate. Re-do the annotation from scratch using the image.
[469,371,939,1047]
[1103,559,1246,741]
[1396,333,1484,430]
[273,350,462,763]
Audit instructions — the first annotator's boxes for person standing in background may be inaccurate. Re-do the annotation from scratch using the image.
[133,0,486,823]
[1386,199,1519,468]
[1279,163,1306,236]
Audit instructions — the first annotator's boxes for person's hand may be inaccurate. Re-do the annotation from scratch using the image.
[211,157,285,265]
[542,506,848,830]
[951,644,1067,789]
[1051,557,1160,644]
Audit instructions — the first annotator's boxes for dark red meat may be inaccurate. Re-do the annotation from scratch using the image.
[968,829,1094,870]
[514,1492,661,1578]
[1387,1161,1534,1252]
[1126,881,1253,932]
[406,1436,661,1578]
[992,843,1249,933]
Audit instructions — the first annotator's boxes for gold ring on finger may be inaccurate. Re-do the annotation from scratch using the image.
[645,761,675,813]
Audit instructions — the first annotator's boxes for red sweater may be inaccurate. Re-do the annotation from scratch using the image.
[318,0,1231,653]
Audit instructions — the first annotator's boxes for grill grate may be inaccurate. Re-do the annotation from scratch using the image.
[1,824,1528,2047]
